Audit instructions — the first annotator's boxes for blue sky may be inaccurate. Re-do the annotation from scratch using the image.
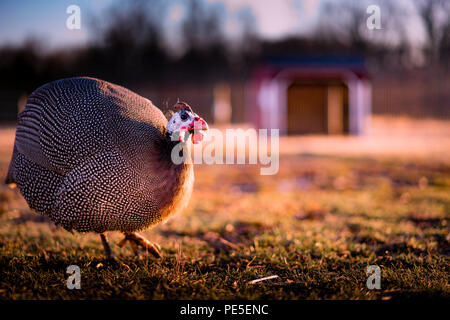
[0,0,424,52]
[0,0,113,49]
[0,0,325,50]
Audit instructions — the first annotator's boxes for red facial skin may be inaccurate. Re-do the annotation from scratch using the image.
[178,116,208,144]
[191,131,204,144]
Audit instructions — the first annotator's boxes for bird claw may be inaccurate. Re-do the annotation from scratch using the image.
[118,233,162,258]
[96,257,130,270]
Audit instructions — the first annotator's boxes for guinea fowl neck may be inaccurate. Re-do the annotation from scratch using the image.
[160,131,190,167]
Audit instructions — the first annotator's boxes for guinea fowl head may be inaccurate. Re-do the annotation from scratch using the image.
[167,102,208,144]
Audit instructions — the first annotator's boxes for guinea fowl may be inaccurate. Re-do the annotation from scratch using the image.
[5,77,208,262]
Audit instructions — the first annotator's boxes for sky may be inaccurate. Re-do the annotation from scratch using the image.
[0,0,425,52]
[0,0,112,49]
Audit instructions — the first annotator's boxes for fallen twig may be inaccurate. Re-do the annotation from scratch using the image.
[248,275,279,284]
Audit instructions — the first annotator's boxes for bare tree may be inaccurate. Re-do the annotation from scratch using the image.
[414,0,450,67]
[181,0,225,51]
[315,1,417,71]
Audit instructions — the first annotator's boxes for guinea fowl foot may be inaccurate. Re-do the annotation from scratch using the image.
[97,233,130,269]
[96,257,130,270]
[117,233,162,258]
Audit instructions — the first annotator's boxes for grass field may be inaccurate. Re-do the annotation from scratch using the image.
[0,116,449,300]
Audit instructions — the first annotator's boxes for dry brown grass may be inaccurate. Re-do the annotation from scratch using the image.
[0,116,449,299]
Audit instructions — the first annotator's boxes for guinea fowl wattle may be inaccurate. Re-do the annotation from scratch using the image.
[5,77,208,261]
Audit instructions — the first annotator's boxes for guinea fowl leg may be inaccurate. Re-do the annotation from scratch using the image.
[117,233,162,258]
[100,233,115,260]
[99,233,130,269]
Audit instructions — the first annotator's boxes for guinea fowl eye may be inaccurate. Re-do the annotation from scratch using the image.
[180,113,188,121]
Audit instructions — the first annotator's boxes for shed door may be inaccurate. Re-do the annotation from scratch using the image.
[287,84,327,134]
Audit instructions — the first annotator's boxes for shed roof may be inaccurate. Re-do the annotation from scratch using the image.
[256,55,370,80]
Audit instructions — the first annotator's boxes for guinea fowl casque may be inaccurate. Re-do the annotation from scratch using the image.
[5,77,208,262]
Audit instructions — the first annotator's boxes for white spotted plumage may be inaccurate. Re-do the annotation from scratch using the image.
[6,77,194,235]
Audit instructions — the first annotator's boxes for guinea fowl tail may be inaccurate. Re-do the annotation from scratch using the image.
[5,169,14,185]
[5,145,17,186]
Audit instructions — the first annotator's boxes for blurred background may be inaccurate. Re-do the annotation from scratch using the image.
[0,1,449,300]
[0,0,449,129]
